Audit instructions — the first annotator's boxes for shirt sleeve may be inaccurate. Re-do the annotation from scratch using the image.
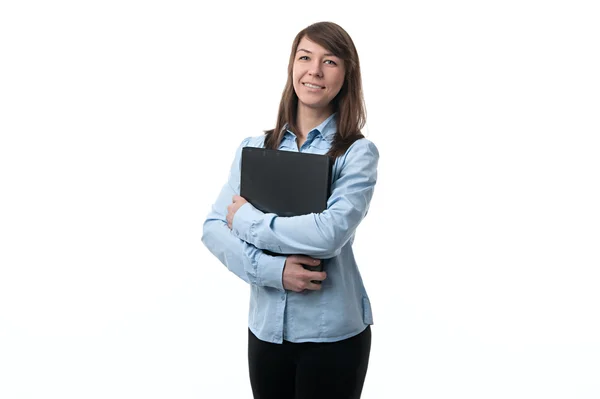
[230,138,379,259]
[201,137,286,291]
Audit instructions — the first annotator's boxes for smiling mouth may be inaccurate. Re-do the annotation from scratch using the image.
[303,82,324,89]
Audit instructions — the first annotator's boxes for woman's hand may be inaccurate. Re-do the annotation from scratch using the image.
[283,255,327,292]
[226,195,248,229]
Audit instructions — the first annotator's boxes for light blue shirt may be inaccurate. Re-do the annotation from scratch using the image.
[202,114,379,344]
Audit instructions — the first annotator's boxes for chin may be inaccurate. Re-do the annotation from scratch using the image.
[298,96,327,108]
[300,101,327,110]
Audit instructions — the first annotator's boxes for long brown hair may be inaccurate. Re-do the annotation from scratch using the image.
[264,22,366,158]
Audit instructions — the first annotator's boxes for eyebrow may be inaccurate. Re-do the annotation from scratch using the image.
[296,48,337,57]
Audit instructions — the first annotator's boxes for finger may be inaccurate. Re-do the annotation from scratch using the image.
[308,271,327,282]
[294,255,321,266]
[305,281,323,291]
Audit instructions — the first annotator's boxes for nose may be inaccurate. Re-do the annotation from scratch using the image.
[308,60,323,78]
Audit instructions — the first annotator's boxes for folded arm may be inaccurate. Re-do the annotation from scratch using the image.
[202,138,286,291]
[231,139,379,259]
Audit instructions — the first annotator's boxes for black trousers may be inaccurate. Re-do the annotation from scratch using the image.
[248,326,371,399]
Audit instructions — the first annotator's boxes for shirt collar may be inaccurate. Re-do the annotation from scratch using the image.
[284,113,337,142]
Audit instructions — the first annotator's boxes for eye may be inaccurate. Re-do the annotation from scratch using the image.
[298,55,309,61]
[324,59,337,66]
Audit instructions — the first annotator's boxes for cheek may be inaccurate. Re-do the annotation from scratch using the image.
[292,68,301,88]
[292,74,300,94]
[292,63,303,81]
[331,72,345,93]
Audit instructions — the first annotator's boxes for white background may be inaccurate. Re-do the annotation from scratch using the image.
[1,0,599,398]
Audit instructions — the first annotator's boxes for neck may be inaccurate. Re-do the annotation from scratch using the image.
[295,104,333,141]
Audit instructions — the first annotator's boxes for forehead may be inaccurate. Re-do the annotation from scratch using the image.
[296,36,337,57]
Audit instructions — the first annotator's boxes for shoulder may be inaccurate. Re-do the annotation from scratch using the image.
[238,134,267,149]
[230,135,267,165]
[338,137,379,166]
[330,137,379,184]
[349,137,378,155]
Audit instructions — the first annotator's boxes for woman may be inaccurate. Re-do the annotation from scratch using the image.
[202,21,379,399]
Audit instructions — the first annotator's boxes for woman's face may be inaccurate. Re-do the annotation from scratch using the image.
[292,36,345,113]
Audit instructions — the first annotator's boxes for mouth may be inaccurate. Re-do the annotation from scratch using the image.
[302,82,325,89]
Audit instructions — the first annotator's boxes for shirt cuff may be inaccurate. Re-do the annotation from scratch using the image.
[257,252,286,291]
[232,202,264,242]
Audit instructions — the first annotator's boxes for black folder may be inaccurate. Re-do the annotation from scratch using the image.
[240,147,333,275]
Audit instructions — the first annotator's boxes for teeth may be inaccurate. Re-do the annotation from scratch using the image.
[303,83,322,89]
